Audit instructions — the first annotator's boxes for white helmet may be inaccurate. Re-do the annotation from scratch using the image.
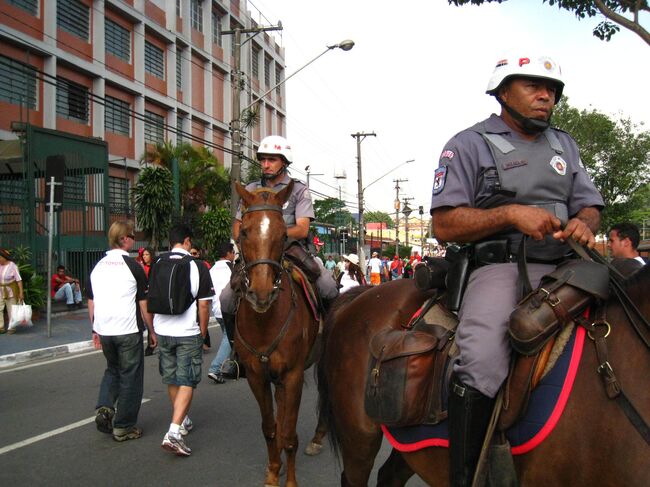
[486,56,564,103]
[257,135,293,164]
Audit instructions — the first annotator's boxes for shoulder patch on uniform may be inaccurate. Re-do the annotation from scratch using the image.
[432,166,448,195]
[440,150,455,160]
[550,155,567,176]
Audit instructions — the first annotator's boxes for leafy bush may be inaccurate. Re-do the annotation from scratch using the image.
[10,246,47,309]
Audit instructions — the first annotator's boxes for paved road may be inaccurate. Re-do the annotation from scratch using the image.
[0,331,427,486]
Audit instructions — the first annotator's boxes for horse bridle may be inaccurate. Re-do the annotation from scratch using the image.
[238,203,287,293]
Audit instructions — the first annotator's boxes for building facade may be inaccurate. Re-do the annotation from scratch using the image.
[0,0,286,207]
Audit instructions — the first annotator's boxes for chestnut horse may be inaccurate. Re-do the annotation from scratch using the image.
[318,269,650,486]
[234,181,320,487]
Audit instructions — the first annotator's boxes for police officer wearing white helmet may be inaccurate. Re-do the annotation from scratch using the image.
[221,136,338,317]
[430,56,604,486]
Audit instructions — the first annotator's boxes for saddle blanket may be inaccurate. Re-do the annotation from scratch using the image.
[383,326,585,454]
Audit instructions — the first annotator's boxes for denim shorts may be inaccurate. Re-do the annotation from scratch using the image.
[157,334,203,388]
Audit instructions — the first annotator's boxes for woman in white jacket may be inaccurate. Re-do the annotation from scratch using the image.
[338,254,366,294]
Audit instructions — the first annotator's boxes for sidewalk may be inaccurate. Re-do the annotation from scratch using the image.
[0,309,95,369]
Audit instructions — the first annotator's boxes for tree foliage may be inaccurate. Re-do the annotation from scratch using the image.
[314,198,355,226]
[132,165,174,250]
[552,99,650,231]
[365,211,395,228]
[198,207,233,259]
[448,0,650,45]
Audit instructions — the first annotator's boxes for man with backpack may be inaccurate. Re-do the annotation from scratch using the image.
[147,224,214,456]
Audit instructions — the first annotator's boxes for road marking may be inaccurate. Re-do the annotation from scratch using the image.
[0,350,102,374]
[0,398,151,456]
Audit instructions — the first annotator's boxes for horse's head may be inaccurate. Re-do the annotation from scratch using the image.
[236,180,293,313]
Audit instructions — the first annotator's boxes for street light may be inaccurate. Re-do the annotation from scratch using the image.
[229,39,355,216]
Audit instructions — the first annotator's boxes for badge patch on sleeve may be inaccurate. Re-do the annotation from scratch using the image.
[432,166,448,195]
[550,156,567,176]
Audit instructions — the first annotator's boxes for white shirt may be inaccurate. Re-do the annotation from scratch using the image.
[634,256,646,265]
[209,259,232,319]
[368,257,382,274]
[339,271,360,294]
[89,249,147,336]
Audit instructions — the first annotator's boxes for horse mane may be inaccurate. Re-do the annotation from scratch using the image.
[622,263,650,306]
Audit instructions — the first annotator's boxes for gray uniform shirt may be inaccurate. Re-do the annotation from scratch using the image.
[236,173,314,226]
[430,114,603,219]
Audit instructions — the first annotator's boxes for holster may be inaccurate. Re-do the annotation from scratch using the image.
[444,245,472,312]
[284,239,320,282]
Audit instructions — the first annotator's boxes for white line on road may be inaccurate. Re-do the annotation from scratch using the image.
[0,398,151,456]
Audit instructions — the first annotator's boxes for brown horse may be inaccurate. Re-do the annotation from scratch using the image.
[318,269,650,486]
[234,181,321,487]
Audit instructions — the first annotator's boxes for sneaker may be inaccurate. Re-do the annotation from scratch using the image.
[208,372,226,384]
[179,417,193,436]
[113,426,142,442]
[95,406,114,434]
[161,433,192,456]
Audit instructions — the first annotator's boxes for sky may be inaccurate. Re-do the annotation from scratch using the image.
[246,0,649,217]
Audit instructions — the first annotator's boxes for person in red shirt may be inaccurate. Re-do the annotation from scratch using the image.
[390,255,403,280]
[52,265,83,309]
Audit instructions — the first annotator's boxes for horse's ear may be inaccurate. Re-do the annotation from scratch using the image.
[235,182,254,207]
[274,179,294,206]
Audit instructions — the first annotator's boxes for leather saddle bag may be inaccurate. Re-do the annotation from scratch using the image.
[284,240,320,281]
[364,298,458,427]
[509,259,609,355]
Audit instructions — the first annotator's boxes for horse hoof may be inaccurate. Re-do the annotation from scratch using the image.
[304,441,323,456]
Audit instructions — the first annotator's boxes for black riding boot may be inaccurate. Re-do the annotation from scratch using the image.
[222,312,236,347]
[448,374,495,487]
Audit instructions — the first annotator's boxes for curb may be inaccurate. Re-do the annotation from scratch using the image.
[0,340,95,369]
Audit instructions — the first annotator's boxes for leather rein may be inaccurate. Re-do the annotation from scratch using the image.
[235,203,296,368]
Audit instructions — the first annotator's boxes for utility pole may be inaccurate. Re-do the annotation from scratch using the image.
[305,165,323,189]
[402,197,414,248]
[351,131,376,270]
[223,23,282,217]
[393,179,407,257]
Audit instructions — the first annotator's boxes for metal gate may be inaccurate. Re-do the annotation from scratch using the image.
[0,124,109,290]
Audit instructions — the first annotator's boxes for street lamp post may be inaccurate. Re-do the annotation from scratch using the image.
[227,38,355,216]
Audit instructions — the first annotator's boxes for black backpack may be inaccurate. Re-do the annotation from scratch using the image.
[147,253,195,315]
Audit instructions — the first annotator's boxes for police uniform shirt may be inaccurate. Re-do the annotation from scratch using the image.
[430,114,604,215]
[236,173,315,225]
[87,249,148,336]
[153,248,215,338]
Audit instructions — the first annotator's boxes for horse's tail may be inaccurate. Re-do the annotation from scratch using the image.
[316,285,373,461]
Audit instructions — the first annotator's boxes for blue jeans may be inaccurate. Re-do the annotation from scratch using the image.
[96,332,144,429]
[54,283,82,305]
[208,319,231,374]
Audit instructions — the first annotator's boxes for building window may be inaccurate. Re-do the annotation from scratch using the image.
[176,0,182,17]
[251,46,259,80]
[0,55,37,109]
[176,116,184,143]
[144,41,165,79]
[104,96,130,136]
[105,18,130,62]
[176,48,182,90]
[144,110,165,144]
[8,0,38,15]
[57,0,90,40]
[264,56,272,87]
[108,176,130,214]
[211,11,221,46]
[56,77,89,123]
[275,66,283,94]
[191,0,203,32]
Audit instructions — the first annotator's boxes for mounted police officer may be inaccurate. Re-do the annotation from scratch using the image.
[430,56,604,486]
[220,135,338,321]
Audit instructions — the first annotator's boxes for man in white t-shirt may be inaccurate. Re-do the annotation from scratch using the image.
[367,251,383,286]
[608,222,646,267]
[153,224,214,457]
[87,221,155,442]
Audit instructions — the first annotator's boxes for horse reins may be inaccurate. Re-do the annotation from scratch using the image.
[567,239,650,445]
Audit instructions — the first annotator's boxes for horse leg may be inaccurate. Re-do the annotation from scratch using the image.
[338,428,383,487]
[304,410,327,456]
[246,371,282,487]
[376,448,414,487]
[274,369,304,487]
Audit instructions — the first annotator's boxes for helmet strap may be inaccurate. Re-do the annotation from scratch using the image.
[497,96,550,135]
[261,164,288,182]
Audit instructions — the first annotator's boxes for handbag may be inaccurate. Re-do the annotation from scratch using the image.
[9,302,33,329]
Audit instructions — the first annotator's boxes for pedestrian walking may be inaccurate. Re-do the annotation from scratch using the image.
[0,248,23,334]
[366,251,383,286]
[87,221,155,442]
